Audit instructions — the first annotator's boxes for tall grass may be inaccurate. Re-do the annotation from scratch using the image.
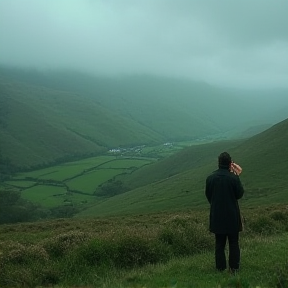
[0,205,287,287]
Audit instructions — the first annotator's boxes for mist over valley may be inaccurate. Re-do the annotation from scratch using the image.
[0,65,287,216]
[0,2,288,286]
[1,66,287,169]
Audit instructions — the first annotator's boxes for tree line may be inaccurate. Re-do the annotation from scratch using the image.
[0,190,79,224]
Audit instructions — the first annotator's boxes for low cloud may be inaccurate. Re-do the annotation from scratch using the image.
[1,0,288,88]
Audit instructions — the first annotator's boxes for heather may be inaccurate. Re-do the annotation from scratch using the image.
[0,205,287,287]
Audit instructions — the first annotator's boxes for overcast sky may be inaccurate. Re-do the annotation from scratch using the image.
[0,0,288,88]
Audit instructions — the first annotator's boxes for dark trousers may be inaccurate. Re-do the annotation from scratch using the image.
[215,233,240,271]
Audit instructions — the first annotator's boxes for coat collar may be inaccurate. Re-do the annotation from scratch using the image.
[218,164,230,170]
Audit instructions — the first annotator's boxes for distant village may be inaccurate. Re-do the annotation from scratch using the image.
[108,142,173,156]
[108,145,145,155]
[107,136,220,157]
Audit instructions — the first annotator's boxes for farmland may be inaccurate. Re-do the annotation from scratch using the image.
[2,141,201,209]
[1,118,288,287]
[3,155,150,208]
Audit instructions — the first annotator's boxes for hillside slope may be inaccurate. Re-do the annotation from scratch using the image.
[3,67,288,139]
[0,78,164,167]
[79,118,288,217]
[118,139,243,190]
[231,118,288,191]
[1,66,287,168]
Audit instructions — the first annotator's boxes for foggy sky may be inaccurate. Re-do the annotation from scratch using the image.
[1,0,288,88]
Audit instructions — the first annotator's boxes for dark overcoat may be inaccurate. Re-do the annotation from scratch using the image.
[205,166,244,234]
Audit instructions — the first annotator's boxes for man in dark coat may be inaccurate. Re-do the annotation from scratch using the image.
[205,152,244,273]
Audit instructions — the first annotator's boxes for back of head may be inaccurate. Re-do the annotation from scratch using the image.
[218,152,232,169]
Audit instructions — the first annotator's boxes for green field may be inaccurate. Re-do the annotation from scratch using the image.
[66,169,126,194]
[4,155,157,208]
[16,156,116,181]
[4,180,36,188]
[5,140,211,209]
[21,185,68,208]
[3,116,288,215]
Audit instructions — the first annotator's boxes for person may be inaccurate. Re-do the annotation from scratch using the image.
[205,152,244,273]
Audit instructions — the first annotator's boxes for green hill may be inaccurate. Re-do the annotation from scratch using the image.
[79,118,288,217]
[117,139,243,190]
[3,67,287,138]
[0,77,163,168]
[231,117,288,197]
[1,66,287,169]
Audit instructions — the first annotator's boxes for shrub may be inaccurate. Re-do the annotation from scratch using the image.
[42,231,91,257]
[0,265,34,287]
[247,216,283,235]
[158,219,213,256]
[158,228,188,256]
[75,238,116,267]
[66,234,171,271]
[0,261,60,288]
[50,205,79,218]
[114,236,170,268]
[0,241,52,287]
[270,210,288,222]
[269,210,288,231]
[95,179,129,197]
[37,266,60,286]
[0,242,49,265]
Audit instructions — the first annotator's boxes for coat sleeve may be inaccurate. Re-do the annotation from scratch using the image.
[234,176,244,200]
[205,177,212,204]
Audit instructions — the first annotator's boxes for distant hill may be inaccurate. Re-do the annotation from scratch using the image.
[231,118,288,191]
[0,77,163,167]
[79,118,288,217]
[1,66,287,168]
[233,124,272,139]
[3,67,287,136]
[117,139,243,190]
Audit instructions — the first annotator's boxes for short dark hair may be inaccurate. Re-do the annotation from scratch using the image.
[218,152,232,167]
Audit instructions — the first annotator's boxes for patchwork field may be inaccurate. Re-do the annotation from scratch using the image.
[3,140,212,210]
[3,155,156,208]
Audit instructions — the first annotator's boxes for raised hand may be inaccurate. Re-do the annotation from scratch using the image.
[230,162,242,175]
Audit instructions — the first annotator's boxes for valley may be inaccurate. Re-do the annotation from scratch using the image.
[0,67,287,288]
[2,139,224,212]
[1,67,287,169]
[1,1,288,286]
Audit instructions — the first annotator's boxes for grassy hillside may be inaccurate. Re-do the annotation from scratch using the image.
[0,77,163,167]
[1,66,287,169]
[117,139,243,190]
[3,67,287,137]
[231,117,288,198]
[1,205,288,287]
[79,118,288,217]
